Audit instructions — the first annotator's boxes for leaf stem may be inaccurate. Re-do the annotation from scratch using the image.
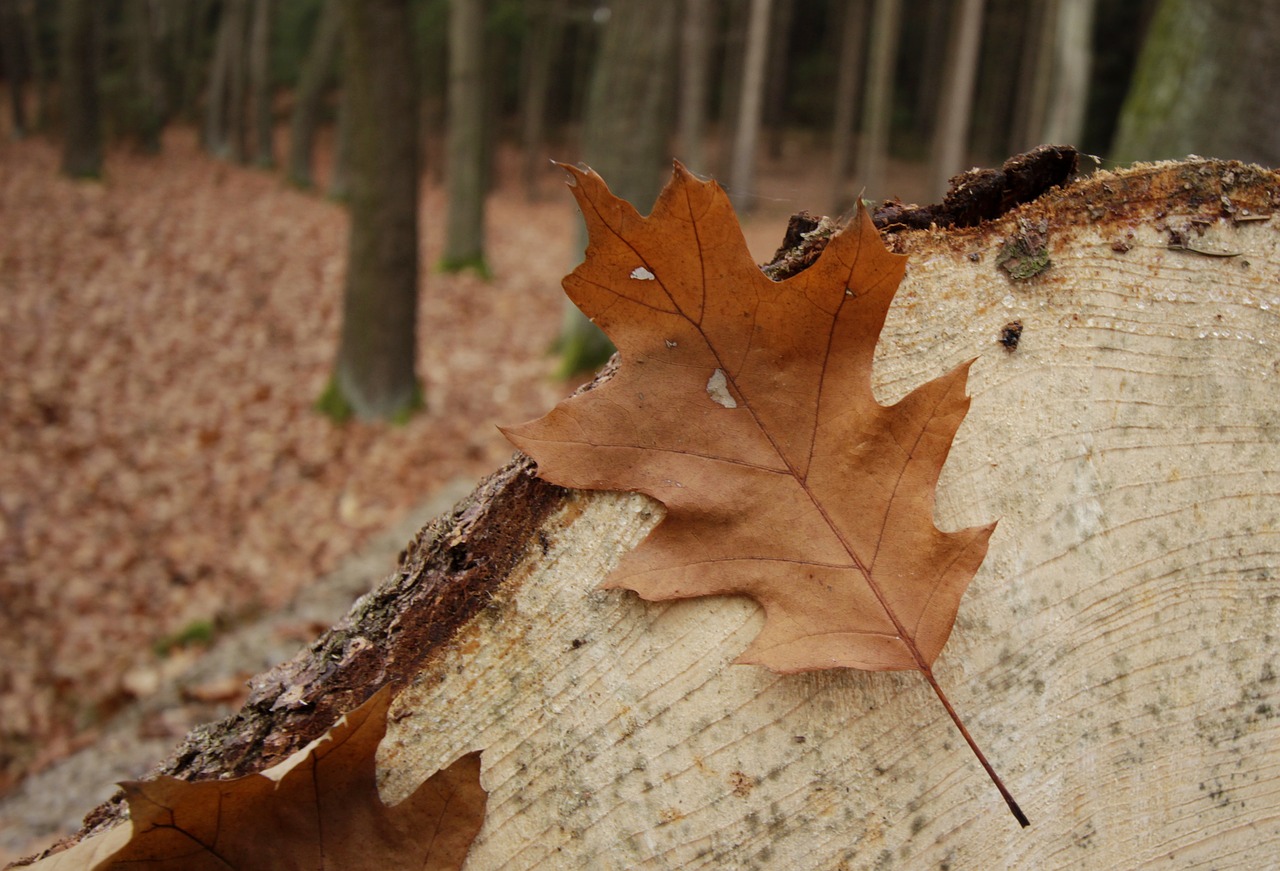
[920,666,1030,827]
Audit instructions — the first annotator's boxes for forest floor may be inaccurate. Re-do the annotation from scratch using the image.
[0,124,932,861]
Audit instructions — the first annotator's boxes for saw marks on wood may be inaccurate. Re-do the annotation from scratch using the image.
[380,190,1280,868]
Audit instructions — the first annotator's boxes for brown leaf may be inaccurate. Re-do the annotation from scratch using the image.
[92,688,486,870]
[503,164,1027,825]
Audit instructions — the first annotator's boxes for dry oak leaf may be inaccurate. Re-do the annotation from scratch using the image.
[503,163,1028,826]
[29,688,486,870]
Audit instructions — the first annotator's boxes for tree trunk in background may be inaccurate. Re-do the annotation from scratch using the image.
[177,0,216,123]
[326,0,421,421]
[519,0,568,200]
[761,0,793,160]
[558,0,679,377]
[59,0,102,178]
[1040,0,1095,147]
[969,0,1025,163]
[126,0,164,152]
[677,0,711,175]
[855,0,901,197]
[249,0,274,167]
[928,0,985,198]
[715,0,746,177]
[1111,0,1280,166]
[443,0,489,275]
[225,0,249,162]
[1012,0,1052,151]
[1,0,29,137]
[204,0,233,155]
[25,0,48,129]
[287,0,341,188]
[909,0,948,149]
[329,80,350,199]
[727,0,772,213]
[829,0,867,214]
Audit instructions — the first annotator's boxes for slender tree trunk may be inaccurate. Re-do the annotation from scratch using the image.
[727,0,772,213]
[287,0,341,188]
[558,0,680,377]
[929,0,985,198]
[329,80,351,199]
[16,0,48,132]
[59,0,102,178]
[761,0,793,160]
[830,0,867,213]
[125,0,164,152]
[205,0,233,155]
[519,0,567,200]
[1,0,29,137]
[225,0,249,162]
[716,0,747,177]
[249,0,274,167]
[1012,0,1053,151]
[677,0,711,175]
[443,0,488,274]
[326,0,421,421]
[910,0,949,147]
[1040,0,1095,146]
[969,0,1025,163]
[856,0,901,196]
[177,0,215,123]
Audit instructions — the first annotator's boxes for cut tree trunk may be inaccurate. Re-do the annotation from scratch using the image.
[45,157,1280,868]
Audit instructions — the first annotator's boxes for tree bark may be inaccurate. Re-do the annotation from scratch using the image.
[727,0,772,213]
[558,0,680,376]
[203,0,233,156]
[1039,0,1095,147]
[928,0,985,199]
[125,0,164,153]
[40,158,1280,869]
[1,0,29,137]
[11,0,48,134]
[855,0,901,198]
[286,0,341,188]
[676,0,711,176]
[518,0,568,201]
[829,0,867,214]
[760,0,793,161]
[328,0,421,420]
[248,0,274,167]
[1111,0,1280,166]
[224,0,249,163]
[58,0,102,178]
[442,0,489,275]
[328,78,351,200]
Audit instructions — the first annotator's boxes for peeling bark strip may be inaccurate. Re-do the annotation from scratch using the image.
[81,458,568,838]
[872,144,1080,231]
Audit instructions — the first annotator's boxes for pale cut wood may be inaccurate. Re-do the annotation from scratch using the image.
[378,160,1280,868]
[29,159,1280,869]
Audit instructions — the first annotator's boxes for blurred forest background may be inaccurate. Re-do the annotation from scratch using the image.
[3,0,1279,829]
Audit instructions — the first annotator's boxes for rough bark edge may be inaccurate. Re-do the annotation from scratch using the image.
[57,149,1280,853]
[72,458,570,843]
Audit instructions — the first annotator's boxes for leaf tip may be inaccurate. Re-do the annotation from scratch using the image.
[550,160,583,187]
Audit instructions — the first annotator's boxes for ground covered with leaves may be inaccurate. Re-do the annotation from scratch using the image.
[0,129,589,795]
